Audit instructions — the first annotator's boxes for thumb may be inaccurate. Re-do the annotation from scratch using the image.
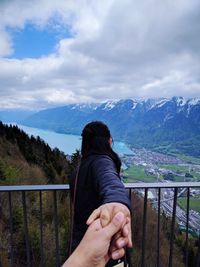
[103,212,125,239]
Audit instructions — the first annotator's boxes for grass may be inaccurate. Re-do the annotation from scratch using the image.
[159,164,200,182]
[158,164,189,172]
[173,176,186,182]
[191,171,200,181]
[122,163,199,183]
[152,146,200,164]
[178,197,200,213]
[174,153,200,164]
[122,165,158,183]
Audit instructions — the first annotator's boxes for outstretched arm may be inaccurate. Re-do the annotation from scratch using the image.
[90,157,132,248]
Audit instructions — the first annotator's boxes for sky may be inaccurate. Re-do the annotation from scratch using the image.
[0,0,200,110]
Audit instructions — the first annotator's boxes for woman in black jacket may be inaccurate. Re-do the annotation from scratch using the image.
[70,121,132,267]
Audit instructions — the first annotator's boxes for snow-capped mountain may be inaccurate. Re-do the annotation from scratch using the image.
[21,96,200,156]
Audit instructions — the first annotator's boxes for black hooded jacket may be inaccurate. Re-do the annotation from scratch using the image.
[69,154,131,252]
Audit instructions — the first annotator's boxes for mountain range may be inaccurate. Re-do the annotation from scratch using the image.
[1,96,200,156]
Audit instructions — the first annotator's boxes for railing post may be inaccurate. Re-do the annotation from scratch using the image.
[129,188,132,201]
[168,187,178,267]
[22,191,31,267]
[53,190,60,267]
[39,191,45,267]
[157,188,161,267]
[196,230,200,267]
[141,188,148,267]
[185,188,190,267]
[8,192,14,267]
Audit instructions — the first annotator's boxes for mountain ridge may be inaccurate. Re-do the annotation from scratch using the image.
[1,96,200,157]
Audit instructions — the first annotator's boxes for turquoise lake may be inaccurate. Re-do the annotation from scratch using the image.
[15,124,133,156]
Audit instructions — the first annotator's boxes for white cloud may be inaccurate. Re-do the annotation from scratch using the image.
[0,29,13,57]
[0,0,200,109]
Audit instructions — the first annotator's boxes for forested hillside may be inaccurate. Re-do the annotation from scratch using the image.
[0,122,78,266]
[0,122,70,185]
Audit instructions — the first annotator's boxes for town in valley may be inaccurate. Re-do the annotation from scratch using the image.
[120,148,200,236]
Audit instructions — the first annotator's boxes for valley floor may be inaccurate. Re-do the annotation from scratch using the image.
[121,148,200,234]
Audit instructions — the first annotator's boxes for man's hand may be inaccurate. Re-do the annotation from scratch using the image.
[63,212,127,267]
[87,202,132,249]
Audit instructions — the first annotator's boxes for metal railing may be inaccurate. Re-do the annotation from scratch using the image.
[0,182,200,267]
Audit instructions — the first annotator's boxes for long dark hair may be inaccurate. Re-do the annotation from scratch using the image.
[81,121,121,173]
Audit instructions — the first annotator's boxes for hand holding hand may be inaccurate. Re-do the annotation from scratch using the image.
[87,202,132,249]
[63,212,126,267]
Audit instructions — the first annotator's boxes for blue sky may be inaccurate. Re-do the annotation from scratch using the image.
[8,23,60,58]
[7,21,72,59]
[0,0,200,110]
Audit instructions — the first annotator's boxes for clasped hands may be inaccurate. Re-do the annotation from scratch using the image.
[86,202,132,265]
[63,202,132,267]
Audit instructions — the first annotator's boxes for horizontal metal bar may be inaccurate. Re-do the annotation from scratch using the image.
[0,182,200,192]
[0,184,70,192]
[124,182,200,189]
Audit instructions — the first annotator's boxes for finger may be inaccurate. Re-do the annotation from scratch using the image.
[112,231,121,243]
[122,224,129,237]
[100,207,111,227]
[128,236,133,248]
[121,221,132,248]
[103,212,125,240]
[109,231,121,253]
[88,218,102,231]
[111,248,125,260]
[127,223,133,248]
[115,236,129,249]
[86,208,101,225]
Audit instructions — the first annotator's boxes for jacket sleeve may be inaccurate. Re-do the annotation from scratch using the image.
[92,156,131,210]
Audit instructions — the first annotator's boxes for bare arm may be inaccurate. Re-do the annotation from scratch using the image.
[62,212,127,267]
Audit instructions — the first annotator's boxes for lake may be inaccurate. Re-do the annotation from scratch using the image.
[14,124,134,156]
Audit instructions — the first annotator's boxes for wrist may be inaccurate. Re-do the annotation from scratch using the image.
[71,248,90,267]
[62,249,86,267]
[72,246,103,267]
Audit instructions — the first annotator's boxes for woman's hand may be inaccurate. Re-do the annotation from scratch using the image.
[87,202,132,249]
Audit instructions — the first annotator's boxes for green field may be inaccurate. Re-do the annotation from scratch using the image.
[152,147,200,165]
[122,165,158,182]
[178,197,200,213]
[175,154,200,165]
[159,164,200,182]
[191,171,200,181]
[123,163,200,183]
[173,176,187,182]
[158,164,189,172]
